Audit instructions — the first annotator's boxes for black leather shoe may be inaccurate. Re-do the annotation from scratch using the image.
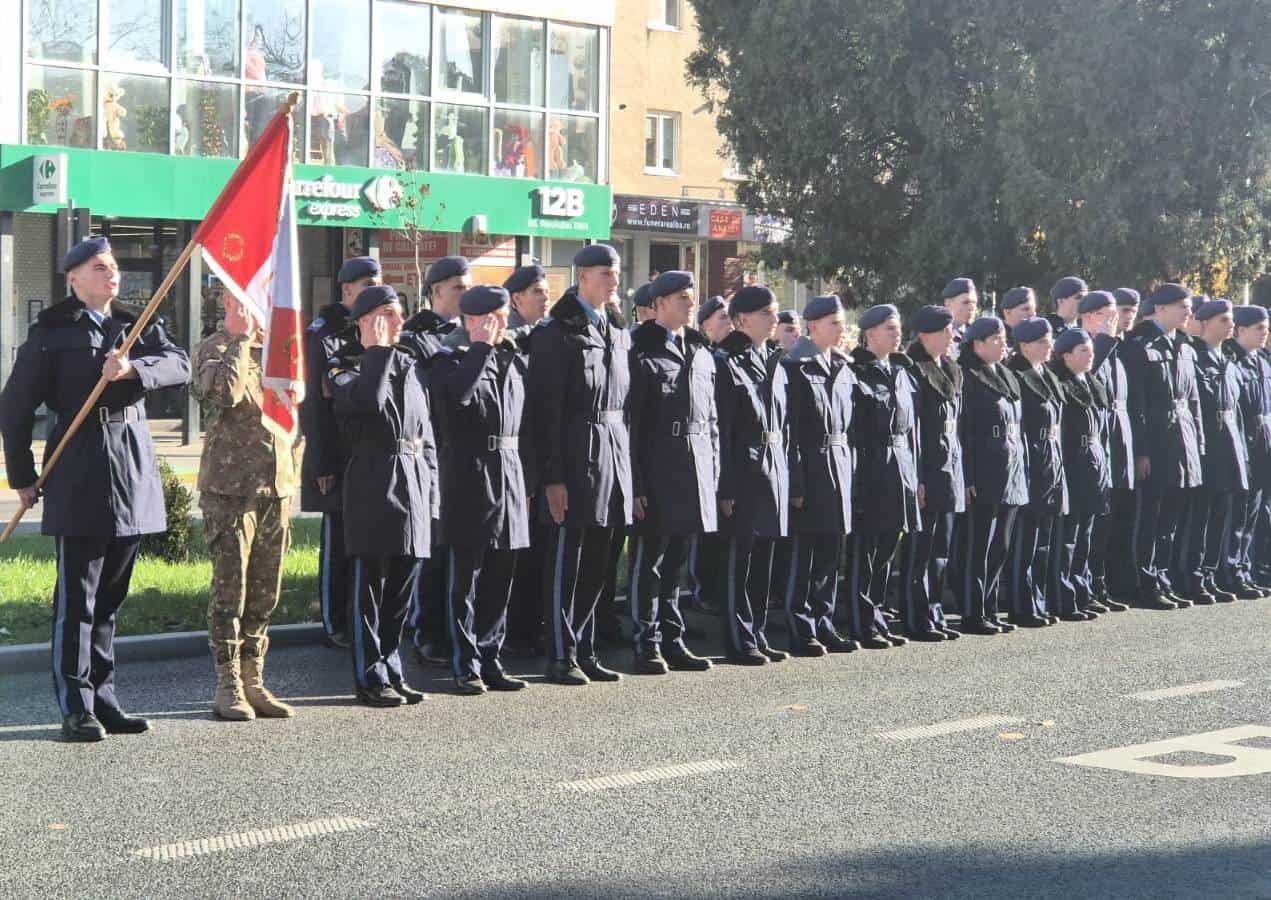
[1011,615,1049,628]
[726,649,768,666]
[938,626,962,640]
[455,674,488,695]
[909,629,947,642]
[414,640,449,667]
[579,658,622,682]
[858,635,893,649]
[634,648,670,675]
[1186,591,1216,606]
[1166,593,1194,608]
[96,706,151,734]
[1235,582,1266,600]
[757,645,789,662]
[390,681,427,704]
[663,642,712,671]
[790,639,828,657]
[1102,598,1130,612]
[993,620,1018,633]
[818,630,860,653]
[1208,582,1238,603]
[1058,612,1091,622]
[545,660,590,685]
[61,712,107,743]
[356,685,406,708]
[483,669,529,691]
[1083,601,1110,614]
[958,619,1000,636]
[884,633,910,646]
[1044,614,1060,625]
[1135,593,1178,611]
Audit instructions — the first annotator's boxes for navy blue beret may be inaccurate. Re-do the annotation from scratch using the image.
[1195,298,1233,321]
[942,277,976,300]
[337,255,381,285]
[1234,305,1269,327]
[574,243,620,269]
[729,285,777,315]
[1079,290,1115,314]
[426,255,471,286]
[1151,282,1191,307]
[632,283,654,308]
[912,305,954,334]
[1054,328,1092,356]
[858,303,899,331]
[697,296,726,325]
[63,236,111,272]
[352,284,400,320]
[651,270,694,300]
[1114,288,1141,307]
[1013,316,1052,344]
[777,309,799,325]
[460,285,510,316]
[803,295,843,322]
[966,315,1005,342]
[503,264,546,295]
[1050,276,1088,301]
[1001,287,1034,310]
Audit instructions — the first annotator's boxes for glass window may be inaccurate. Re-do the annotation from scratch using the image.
[375,97,429,169]
[662,0,681,28]
[25,65,96,147]
[176,0,240,77]
[549,114,596,183]
[245,0,306,84]
[26,0,98,64]
[493,109,542,179]
[493,17,543,107]
[309,92,371,167]
[435,8,484,96]
[645,112,677,172]
[311,0,371,91]
[244,86,304,161]
[101,73,170,154]
[173,80,239,158]
[433,103,487,174]
[102,0,166,71]
[376,1,430,96]
[548,24,599,113]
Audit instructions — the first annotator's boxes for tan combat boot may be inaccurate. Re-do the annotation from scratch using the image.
[241,653,295,718]
[213,658,255,721]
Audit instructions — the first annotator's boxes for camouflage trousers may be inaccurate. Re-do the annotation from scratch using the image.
[204,492,292,665]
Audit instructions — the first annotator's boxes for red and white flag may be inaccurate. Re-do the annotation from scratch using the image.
[193,100,304,440]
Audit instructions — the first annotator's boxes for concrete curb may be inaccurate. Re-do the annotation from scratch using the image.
[0,622,325,674]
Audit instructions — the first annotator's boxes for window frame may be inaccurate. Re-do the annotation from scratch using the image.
[644,110,679,176]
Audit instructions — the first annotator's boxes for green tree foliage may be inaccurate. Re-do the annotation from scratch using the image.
[688,0,1271,310]
[139,459,194,563]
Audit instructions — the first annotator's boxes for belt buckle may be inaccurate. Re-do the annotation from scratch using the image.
[672,421,682,437]
[487,435,497,452]
[944,419,956,434]
[98,407,109,425]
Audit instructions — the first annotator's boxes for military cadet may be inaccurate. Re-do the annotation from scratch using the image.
[432,286,533,694]
[781,295,858,656]
[1050,328,1110,621]
[942,277,979,355]
[1000,287,1038,345]
[631,283,657,325]
[1120,283,1202,610]
[844,304,918,649]
[330,285,436,707]
[626,271,717,674]
[402,255,470,666]
[1114,289,1141,336]
[769,307,803,608]
[1225,304,1271,598]
[776,310,802,351]
[714,285,791,665]
[0,236,191,741]
[505,264,550,332]
[956,316,1027,635]
[896,305,963,641]
[194,293,303,720]
[301,256,380,648]
[1046,276,1088,335]
[1003,318,1065,626]
[529,244,632,685]
[1168,297,1213,594]
[1179,299,1248,604]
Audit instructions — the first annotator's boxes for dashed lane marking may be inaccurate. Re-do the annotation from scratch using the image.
[1125,680,1245,702]
[876,714,1025,741]
[129,816,374,861]
[560,759,742,793]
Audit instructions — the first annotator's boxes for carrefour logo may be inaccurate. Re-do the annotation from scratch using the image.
[295,174,404,219]
[38,159,57,180]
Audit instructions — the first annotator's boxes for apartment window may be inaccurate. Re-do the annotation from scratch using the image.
[645,111,678,174]
[657,0,680,29]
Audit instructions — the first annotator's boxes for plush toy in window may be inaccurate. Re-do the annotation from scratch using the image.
[548,118,567,175]
[102,86,127,150]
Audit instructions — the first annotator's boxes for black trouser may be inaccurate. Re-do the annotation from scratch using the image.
[408,534,448,651]
[1089,512,1111,601]
[1231,488,1261,585]
[1104,488,1137,598]
[1171,487,1208,592]
[1053,513,1093,615]
[351,555,421,690]
[687,532,723,612]
[505,523,547,649]
[1004,509,1052,620]
[783,532,842,643]
[544,523,620,664]
[1250,488,1271,581]
[1132,474,1184,598]
[319,511,352,638]
[446,545,517,679]
[722,534,774,655]
[1185,488,1237,588]
[844,528,902,640]
[960,502,1018,624]
[898,511,954,635]
[769,537,793,611]
[627,534,691,652]
[51,535,142,717]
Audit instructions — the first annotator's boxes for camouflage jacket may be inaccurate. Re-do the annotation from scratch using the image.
[193,328,303,498]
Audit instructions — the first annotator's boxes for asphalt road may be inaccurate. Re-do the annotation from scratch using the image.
[2,598,1270,899]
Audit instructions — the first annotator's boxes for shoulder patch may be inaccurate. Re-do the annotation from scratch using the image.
[307,317,326,333]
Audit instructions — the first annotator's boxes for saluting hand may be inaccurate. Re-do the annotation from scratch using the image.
[470,313,502,346]
[102,350,136,382]
[224,296,254,337]
[546,483,569,525]
[360,314,393,349]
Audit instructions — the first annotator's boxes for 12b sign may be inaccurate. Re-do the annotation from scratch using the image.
[536,187,585,219]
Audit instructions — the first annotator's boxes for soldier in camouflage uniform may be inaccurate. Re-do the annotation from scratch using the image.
[193,294,303,721]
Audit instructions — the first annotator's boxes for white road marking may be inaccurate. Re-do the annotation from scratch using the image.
[129,816,374,861]
[876,714,1024,741]
[1125,680,1244,702]
[560,759,742,793]
[1055,725,1271,779]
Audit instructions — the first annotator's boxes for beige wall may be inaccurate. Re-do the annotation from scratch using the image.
[609,0,737,200]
